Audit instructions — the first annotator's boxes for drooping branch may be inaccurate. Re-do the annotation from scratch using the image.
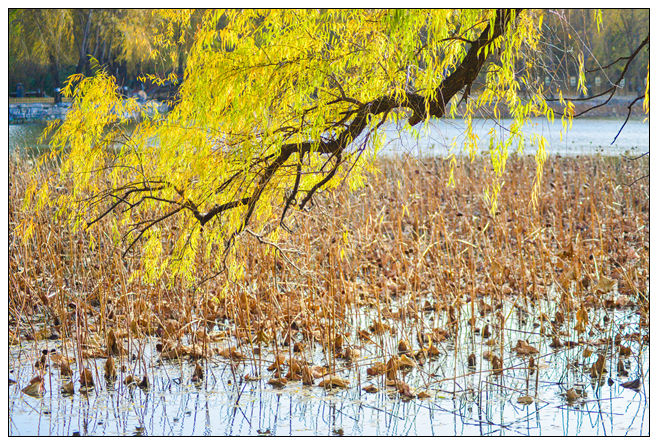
[299,151,343,210]
[585,34,649,74]
[86,183,166,228]
[122,206,184,258]
[611,94,645,145]
[550,33,649,118]
[279,153,303,229]
[96,9,521,257]
[188,9,519,232]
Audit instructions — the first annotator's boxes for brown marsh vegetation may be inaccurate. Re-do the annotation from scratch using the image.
[9,153,649,431]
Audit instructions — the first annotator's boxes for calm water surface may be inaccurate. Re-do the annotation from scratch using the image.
[9,117,649,158]
[379,117,648,156]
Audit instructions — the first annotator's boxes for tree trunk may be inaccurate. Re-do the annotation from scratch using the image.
[91,18,102,67]
[76,10,94,74]
[177,48,185,81]
[48,52,61,90]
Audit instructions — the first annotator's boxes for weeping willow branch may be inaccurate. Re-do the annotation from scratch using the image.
[550,33,649,117]
[186,8,519,235]
[42,9,573,275]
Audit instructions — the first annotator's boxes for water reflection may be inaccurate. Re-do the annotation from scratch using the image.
[8,301,649,436]
[7,357,650,436]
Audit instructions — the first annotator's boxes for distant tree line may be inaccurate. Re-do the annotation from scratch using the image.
[9,9,203,96]
[540,9,648,97]
[8,9,648,101]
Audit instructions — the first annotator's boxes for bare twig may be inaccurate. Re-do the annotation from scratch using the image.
[611,95,645,145]
[625,174,648,187]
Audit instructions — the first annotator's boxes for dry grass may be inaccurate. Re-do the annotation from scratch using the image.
[8,153,649,397]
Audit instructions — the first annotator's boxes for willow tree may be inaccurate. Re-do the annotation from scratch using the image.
[9,9,77,89]
[24,9,607,284]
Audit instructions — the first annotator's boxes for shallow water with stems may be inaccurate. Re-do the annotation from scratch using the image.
[9,298,649,436]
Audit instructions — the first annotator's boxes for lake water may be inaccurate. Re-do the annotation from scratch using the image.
[9,117,649,158]
[378,117,648,157]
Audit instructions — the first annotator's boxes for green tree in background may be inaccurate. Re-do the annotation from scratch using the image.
[9,8,648,100]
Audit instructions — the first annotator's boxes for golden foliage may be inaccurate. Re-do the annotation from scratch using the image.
[26,9,569,282]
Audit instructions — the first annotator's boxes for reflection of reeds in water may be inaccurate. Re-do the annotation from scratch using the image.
[8,154,649,434]
[7,333,649,435]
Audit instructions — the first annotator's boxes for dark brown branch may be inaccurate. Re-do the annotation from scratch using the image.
[623,151,649,162]
[625,174,648,187]
[86,185,165,228]
[611,94,645,145]
[280,154,303,228]
[183,10,521,230]
[122,206,184,258]
[195,197,252,226]
[121,194,184,211]
[550,34,648,118]
[439,36,476,45]
[585,34,648,73]
[408,9,520,124]
[299,152,343,210]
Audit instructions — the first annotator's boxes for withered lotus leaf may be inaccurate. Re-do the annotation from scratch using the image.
[517,395,533,405]
[512,340,539,355]
[317,375,349,389]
